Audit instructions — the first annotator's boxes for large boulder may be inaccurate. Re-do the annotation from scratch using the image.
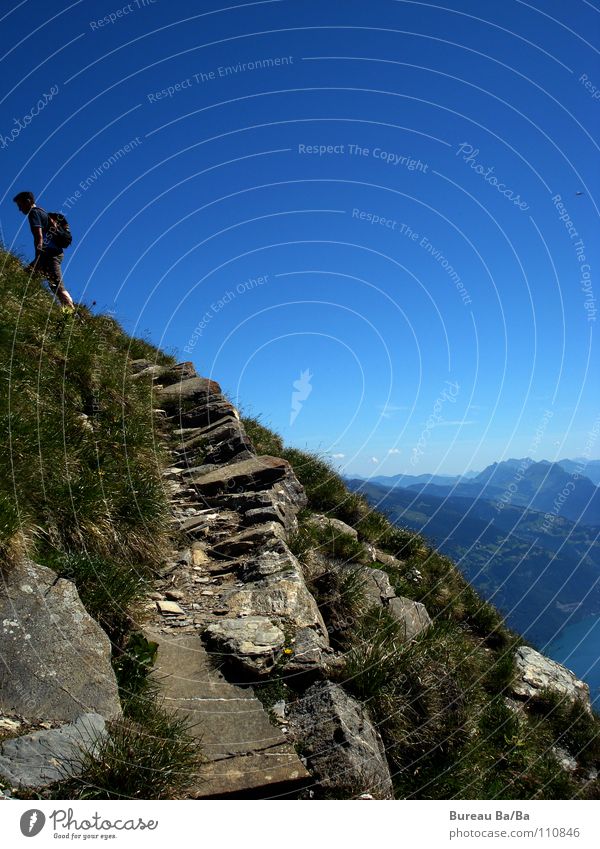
[226,549,328,625]
[334,564,431,641]
[512,646,592,712]
[339,564,395,608]
[0,713,106,789]
[0,560,122,723]
[287,681,394,798]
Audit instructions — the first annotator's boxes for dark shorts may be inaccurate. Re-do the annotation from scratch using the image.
[35,250,64,291]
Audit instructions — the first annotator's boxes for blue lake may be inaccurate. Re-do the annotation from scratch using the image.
[543,615,600,707]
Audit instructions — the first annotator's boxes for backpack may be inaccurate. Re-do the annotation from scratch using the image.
[36,207,73,249]
[46,211,73,249]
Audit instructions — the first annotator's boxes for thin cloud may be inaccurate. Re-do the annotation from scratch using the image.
[433,420,477,427]
[379,404,410,419]
[388,448,401,454]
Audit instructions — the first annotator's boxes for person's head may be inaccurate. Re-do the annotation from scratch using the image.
[13,191,35,214]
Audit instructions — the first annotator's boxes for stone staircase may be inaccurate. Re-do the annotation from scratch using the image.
[136,360,322,797]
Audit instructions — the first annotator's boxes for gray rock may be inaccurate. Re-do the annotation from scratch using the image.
[388,596,432,640]
[287,682,394,799]
[157,376,222,409]
[552,745,578,772]
[174,419,255,468]
[340,565,395,609]
[0,560,122,723]
[272,700,286,720]
[129,358,155,374]
[210,483,306,536]
[308,514,359,540]
[210,522,286,557]
[0,713,106,789]
[155,361,197,386]
[210,544,329,674]
[373,548,405,571]
[512,646,592,712]
[223,567,327,633]
[203,617,287,673]
[130,364,168,382]
[245,506,282,525]
[180,463,220,477]
[189,455,299,497]
[178,400,240,431]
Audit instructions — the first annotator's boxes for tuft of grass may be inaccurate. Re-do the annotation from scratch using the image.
[39,550,150,644]
[342,607,410,699]
[289,514,367,565]
[310,564,369,650]
[527,688,600,769]
[241,415,284,456]
[65,699,201,800]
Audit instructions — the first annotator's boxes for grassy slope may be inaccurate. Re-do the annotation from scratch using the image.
[0,250,199,799]
[243,416,600,800]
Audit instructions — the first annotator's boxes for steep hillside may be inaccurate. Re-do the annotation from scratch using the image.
[1,248,599,800]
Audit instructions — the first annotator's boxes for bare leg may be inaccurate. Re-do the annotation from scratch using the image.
[42,252,75,309]
[55,285,74,308]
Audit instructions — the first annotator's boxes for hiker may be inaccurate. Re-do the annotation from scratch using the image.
[13,191,75,309]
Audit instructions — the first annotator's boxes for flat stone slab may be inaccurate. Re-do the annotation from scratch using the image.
[145,629,308,797]
[189,456,293,495]
[157,377,222,407]
[210,522,286,556]
[192,749,308,798]
[157,600,185,616]
[0,713,106,789]
[0,560,122,723]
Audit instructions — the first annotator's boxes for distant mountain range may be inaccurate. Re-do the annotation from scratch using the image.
[351,458,600,526]
[346,455,600,685]
[346,475,600,647]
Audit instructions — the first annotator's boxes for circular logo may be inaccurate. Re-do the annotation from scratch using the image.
[20,810,46,837]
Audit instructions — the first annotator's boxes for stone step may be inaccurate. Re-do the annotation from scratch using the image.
[144,629,308,798]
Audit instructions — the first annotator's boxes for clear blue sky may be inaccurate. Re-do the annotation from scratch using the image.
[2,0,599,476]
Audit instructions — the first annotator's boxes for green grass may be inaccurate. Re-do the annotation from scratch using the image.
[0,249,173,568]
[241,414,285,456]
[0,249,200,800]
[289,513,368,564]
[527,688,600,769]
[53,693,201,800]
